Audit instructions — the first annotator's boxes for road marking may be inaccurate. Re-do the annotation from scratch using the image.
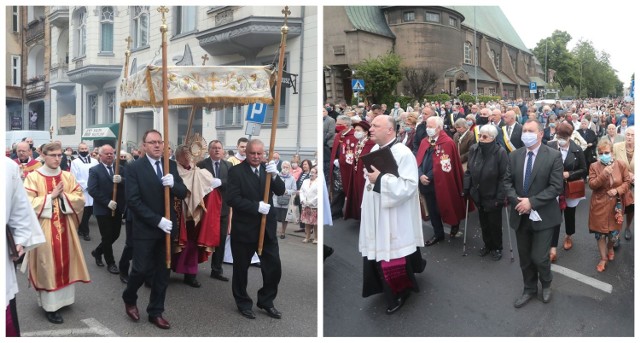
[551,264,613,293]
[22,318,118,337]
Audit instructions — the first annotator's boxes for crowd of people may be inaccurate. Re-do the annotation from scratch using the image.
[324,97,634,313]
[6,131,318,334]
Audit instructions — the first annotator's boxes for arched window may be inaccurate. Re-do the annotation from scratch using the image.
[73,7,87,58]
[132,6,149,49]
[100,6,114,52]
[464,42,472,64]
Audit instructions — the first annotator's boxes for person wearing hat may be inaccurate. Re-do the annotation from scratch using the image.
[344,120,376,220]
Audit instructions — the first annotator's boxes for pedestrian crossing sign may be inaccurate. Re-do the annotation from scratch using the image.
[352,79,365,92]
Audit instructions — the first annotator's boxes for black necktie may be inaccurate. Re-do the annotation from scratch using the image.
[254,168,259,179]
[524,151,534,196]
[155,161,163,181]
[107,164,114,178]
[214,161,220,178]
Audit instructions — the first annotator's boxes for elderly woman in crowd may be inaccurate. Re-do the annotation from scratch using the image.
[542,114,557,145]
[299,166,319,244]
[294,159,313,233]
[453,118,476,172]
[547,122,587,262]
[273,161,298,239]
[463,124,508,261]
[612,127,634,242]
[397,112,418,149]
[578,118,599,165]
[588,140,632,272]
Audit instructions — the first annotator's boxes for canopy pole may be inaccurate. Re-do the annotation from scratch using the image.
[258,6,290,256]
[159,6,172,269]
[112,36,133,217]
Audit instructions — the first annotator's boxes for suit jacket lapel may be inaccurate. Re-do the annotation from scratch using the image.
[529,145,546,185]
[514,148,526,194]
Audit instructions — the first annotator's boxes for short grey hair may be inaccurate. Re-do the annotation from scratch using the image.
[454,118,468,129]
[98,144,114,154]
[427,116,444,129]
[479,124,498,139]
[336,115,352,125]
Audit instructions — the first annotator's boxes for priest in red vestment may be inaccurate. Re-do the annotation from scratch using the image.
[415,116,468,246]
[14,141,42,179]
[344,120,375,220]
[329,115,357,218]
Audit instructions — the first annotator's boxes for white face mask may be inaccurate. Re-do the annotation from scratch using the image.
[426,128,437,137]
[354,131,366,140]
[557,139,568,147]
[521,132,539,148]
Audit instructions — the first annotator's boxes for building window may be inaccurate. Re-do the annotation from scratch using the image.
[74,8,87,58]
[11,56,21,86]
[100,7,114,53]
[88,93,97,126]
[12,6,19,32]
[464,42,471,64]
[215,105,243,128]
[496,52,501,71]
[105,90,116,123]
[402,11,415,22]
[511,54,517,70]
[449,17,457,27]
[175,6,197,35]
[488,87,495,95]
[425,12,440,23]
[132,6,149,49]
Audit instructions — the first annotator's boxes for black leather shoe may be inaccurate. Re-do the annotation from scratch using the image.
[624,229,632,240]
[45,311,64,324]
[148,316,170,329]
[491,250,502,261]
[385,292,410,315]
[257,304,282,319]
[478,246,490,257]
[514,292,535,308]
[91,250,104,267]
[107,264,120,274]
[83,234,91,241]
[425,236,444,247]
[239,309,256,319]
[210,273,229,282]
[450,225,460,238]
[542,287,552,303]
[323,245,334,261]
[119,273,129,284]
[183,276,201,288]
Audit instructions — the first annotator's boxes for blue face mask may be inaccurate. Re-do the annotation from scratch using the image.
[404,126,412,132]
[466,121,474,127]
[599,153,612,165]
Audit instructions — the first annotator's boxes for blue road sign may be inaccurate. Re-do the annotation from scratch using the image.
[529,82,537,93]
[246,103,267,123]
[352,79,365,92]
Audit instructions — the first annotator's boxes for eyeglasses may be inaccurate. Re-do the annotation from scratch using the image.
[145,140,163,145]
[46,154,63,158]
[479,134,492,140]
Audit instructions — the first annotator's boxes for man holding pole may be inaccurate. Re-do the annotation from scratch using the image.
[226,139,285,319]
[122,129,187,329]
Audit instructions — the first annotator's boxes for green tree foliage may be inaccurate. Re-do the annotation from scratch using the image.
[354,52,403,104]
[532,30,574,90]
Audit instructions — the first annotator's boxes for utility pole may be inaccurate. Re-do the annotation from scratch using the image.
[544,39,548,84]
[473,6,478,103]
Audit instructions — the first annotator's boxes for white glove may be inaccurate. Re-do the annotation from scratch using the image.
[108,200,117,211]
[211,178,222,189]
[158,217,172,234]
[265,161,278,175]
[161,174,174,188]
[113,175,122,183]
[334,159,340,167]
[258,201,271,215]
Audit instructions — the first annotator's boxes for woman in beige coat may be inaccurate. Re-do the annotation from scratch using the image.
[588,140,632,272]
[612,127,634,242]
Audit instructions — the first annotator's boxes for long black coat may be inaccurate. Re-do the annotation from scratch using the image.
[463,142,509,210]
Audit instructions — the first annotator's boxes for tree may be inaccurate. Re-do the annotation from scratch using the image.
[353,52,403,104]
[402,67,438,101]
[532,30,574,91]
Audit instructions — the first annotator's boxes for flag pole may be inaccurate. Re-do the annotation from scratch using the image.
[258,6,290,255]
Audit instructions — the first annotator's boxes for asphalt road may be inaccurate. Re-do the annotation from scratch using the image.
[324,188,634,337]
[15,219,317,337]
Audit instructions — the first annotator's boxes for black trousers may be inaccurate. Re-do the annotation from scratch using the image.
[478,207,503,250]
[515,217,554,294]
[551,206,576,247]
[330,188,345,217]
[210,215,229,275]
[122,238,170,317]
[118,218,133,275]
[95,212,123,265]
[423,190,444,238]
[230,237,281,311]
[78,206,93,236]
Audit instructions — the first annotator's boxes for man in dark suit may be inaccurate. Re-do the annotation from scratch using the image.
[87,144,125,274]
[413,107,434,154]
[502,110,524,153]
[196,139,232,282]
[504,119,564,308]
[122,129,187,329]
[227,139,285,320]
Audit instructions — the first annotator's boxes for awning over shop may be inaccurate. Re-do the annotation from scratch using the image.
[82,123,119,140]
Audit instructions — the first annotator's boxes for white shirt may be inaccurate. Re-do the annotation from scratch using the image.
[147,155,163,175]
[71,155,98,206]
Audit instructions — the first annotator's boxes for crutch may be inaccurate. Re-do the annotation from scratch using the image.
[503,206,515,262]
[462,199,470,256]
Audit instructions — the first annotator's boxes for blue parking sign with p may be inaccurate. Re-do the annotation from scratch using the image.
[529,82,537,93]
[246,102,267,123]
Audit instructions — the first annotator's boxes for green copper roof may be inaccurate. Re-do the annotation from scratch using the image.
[345,6,396,39]
[449,6,530,53]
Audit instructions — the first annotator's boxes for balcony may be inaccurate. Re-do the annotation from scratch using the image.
[68,63,122,87]
[26,18,45,44]
[48,6,69,27]
[25,75,47,100]
[50,63,75,91]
